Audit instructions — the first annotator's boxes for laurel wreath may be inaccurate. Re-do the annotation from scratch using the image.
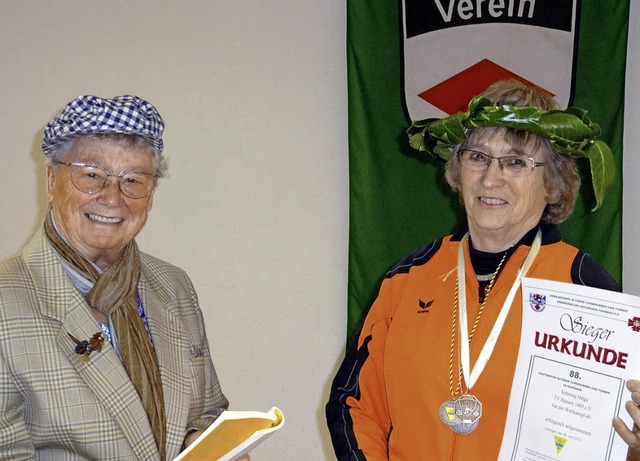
[406,96,615,210]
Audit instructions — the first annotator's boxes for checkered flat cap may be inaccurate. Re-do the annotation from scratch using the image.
[42,95,164,156]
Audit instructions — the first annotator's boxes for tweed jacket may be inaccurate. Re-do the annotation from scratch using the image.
[0,229,228,460]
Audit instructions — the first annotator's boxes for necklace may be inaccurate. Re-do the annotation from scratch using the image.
[439,230,542,434]
[476,272,497,282]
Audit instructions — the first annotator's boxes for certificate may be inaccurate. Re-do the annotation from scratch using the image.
[498,278,640,461]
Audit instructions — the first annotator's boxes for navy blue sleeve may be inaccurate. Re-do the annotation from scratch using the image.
[325,336,374,461]
[385,237,443,277]
[570,251,620,292]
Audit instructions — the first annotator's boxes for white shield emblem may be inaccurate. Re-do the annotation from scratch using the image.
[401,0,580,120]
[529,293,546,312]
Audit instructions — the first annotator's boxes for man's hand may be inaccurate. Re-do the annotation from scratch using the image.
[183,430,202,449]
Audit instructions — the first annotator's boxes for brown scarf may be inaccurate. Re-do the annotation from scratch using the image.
[44,212,167,460]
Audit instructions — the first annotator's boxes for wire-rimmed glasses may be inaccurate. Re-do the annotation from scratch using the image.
[53,161,158,199]
[457,149,545,177]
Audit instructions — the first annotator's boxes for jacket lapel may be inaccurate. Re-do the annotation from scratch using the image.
[23,230,160,460]
[139,270,192,459]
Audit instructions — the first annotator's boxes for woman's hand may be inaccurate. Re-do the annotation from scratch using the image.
[613,379,640,460]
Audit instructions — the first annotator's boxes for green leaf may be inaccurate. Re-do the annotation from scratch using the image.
[538,112,594,146]
[584,140,616,210]
[471,106,543,129]
[433,144,453,161]
[407,118,433,152]
[429,112,467,146]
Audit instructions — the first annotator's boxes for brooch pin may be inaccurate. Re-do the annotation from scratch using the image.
[68,332,105,362]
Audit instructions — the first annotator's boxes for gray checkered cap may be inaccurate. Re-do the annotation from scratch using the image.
[42,95,164,156]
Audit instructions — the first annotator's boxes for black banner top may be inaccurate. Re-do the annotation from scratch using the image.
[404,0,576,38]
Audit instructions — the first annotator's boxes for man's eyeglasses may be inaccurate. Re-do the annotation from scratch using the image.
[53,161,158,199]
[457,149,545,177]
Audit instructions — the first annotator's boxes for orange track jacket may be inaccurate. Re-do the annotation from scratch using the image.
[327,225,619,460]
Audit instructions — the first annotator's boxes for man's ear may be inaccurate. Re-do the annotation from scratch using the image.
[46,164,55,204]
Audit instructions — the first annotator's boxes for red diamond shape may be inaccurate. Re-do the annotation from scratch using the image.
[418,59,554,115]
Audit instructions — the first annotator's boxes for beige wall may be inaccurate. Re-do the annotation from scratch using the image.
[1,2,639,460]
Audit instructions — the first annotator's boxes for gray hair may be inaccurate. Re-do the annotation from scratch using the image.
[45,133,168,178]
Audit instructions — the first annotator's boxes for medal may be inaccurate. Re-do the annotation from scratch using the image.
[440,396,482,433]
[450,415,480,434]
[454,394,482,424]
[451,395,482,434]
[439,399,457,426]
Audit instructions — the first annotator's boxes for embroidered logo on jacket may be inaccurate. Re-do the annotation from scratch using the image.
[417,299,434,314]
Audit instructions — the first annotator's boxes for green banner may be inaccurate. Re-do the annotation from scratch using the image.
[347,0,628,343]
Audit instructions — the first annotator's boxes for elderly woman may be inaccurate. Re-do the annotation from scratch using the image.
[326,80,640,460]
[0,95,228,460]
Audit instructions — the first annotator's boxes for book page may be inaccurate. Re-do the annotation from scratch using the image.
[174,407,284,461]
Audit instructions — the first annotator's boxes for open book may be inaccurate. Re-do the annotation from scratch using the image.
[173,407,284,461]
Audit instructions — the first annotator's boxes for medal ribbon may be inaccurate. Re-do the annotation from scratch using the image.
[457,230,541,391]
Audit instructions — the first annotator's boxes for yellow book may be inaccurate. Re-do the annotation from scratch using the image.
[173,407,284,461]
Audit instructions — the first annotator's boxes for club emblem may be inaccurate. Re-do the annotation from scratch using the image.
[400,0,579,121]
[628,316,640,332]
[529,293,546,312]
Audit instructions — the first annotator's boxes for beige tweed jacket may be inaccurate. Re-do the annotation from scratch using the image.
[0,229,228,460]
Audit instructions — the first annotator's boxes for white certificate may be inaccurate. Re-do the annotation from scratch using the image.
[498,277,640,461]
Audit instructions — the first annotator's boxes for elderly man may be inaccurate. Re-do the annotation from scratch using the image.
[0,95,228,460]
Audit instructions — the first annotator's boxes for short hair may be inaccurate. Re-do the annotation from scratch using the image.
[444,80,580,224]
[45,133,168,178]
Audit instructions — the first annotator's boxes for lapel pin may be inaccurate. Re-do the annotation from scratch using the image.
[68,332,106,363]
